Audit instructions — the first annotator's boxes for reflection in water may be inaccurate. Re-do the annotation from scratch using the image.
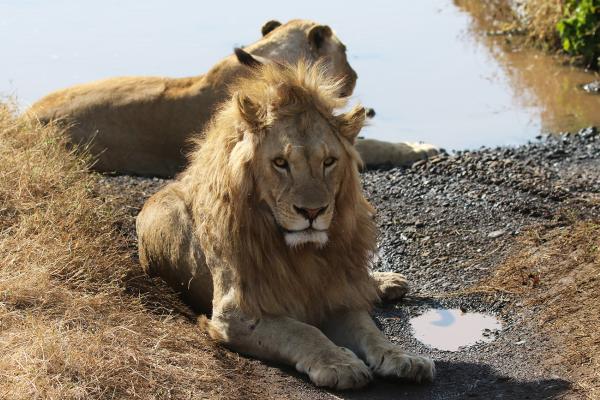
[410,308,502,351]
[455,0,600,135]
[430,308,456,327]
[0,1,598,149]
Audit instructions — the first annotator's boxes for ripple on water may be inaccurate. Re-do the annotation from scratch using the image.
[410,308,502,351]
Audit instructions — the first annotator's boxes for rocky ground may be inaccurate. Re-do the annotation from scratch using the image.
[97,127,600,400]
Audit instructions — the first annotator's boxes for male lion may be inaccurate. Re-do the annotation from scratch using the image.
[29,19,437,177]
[136,56,435,389]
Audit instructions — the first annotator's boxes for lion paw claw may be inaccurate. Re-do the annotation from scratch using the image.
[298,347,372,390]
[370,347,435,382]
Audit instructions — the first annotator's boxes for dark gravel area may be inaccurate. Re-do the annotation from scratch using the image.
[369,127,600,295]
[97,127,600,400]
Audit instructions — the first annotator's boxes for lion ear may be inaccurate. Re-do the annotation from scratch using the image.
[308,24,332,50]
[234,48,262,69]
[235,92,264,127]
[338,106,366,144]
[261,20,282,36]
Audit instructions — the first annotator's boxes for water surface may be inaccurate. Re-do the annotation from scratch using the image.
[410,308,502,351]
[1,0,598,150]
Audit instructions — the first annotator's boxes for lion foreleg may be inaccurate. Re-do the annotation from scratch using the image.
[208,297,372,390]
[322,311,435,382]
[136,182,213,312]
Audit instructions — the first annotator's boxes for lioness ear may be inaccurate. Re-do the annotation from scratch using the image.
[235,92,264,127]
[234,48,262,69]
[338,106,366,144]
[308,24,332,50]
[261,20,282,36]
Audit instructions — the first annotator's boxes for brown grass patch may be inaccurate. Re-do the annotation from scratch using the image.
[484,221,600,398]
[522,0,564,51]
[454,0,563,52]
[0,104,304,399]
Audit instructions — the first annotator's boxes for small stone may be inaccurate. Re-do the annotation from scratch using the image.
[514,340,526,345]
[487,230,506,239]
[582,80,600,93]
[578,126,598,139]
[412,159,427,168]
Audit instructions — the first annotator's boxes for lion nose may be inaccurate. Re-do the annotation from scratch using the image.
[293,205,328,222]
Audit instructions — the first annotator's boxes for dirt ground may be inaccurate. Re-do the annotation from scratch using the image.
[94,128,599,399]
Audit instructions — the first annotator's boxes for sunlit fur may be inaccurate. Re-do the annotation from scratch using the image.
[183,61,379,322]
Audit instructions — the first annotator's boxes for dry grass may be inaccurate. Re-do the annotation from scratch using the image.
[454,0,563,52]
[522,0,564,51]
[485,221,600,399]
[0,104,300,399]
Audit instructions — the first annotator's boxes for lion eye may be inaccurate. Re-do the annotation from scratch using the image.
[273,157,289,169]
[323,157,337,168]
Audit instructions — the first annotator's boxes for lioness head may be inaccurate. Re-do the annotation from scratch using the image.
[246,19,358,98]
[230,54,366,248]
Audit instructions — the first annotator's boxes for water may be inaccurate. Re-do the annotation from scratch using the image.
[1,0,598,150]
[410,308,502,351]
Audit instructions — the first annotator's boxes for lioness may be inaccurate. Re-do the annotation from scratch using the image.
[29,19,437,177]
[136,56,435,389]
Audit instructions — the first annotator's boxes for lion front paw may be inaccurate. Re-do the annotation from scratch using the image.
[406,142,439,161]
[369,347,435,383]
[297,347,372,390]
[373,271,409,302]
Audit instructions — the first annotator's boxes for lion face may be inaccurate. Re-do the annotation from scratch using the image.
[230,61,366,249]
[254,111,347,248]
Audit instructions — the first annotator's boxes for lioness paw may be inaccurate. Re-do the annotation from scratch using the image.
[413,143,440,158]
[373,271,409,302]
[407,142,439,160]
[370,347,435,383]
[297,347,372,390]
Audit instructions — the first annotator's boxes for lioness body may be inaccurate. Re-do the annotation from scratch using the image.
[136,59,434,389]
[29,19,437,177]
[29,20,355,177]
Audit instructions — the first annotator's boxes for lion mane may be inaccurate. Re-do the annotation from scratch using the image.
[136,59,436,389]
[185,61,379,322]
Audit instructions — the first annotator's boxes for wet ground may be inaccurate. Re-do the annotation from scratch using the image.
[96,127,600,399]
[2,1,599,150]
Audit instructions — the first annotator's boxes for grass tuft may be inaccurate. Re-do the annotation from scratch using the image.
[0,103,294,399]
[485,221,600,398]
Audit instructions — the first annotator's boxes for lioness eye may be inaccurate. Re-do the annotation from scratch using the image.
[324,157,337,167]
[273,157,289,169]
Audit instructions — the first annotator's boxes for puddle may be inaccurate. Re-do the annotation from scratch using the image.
[1,1,598,149]
[410,308,502,351]
[454,0,600,138]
